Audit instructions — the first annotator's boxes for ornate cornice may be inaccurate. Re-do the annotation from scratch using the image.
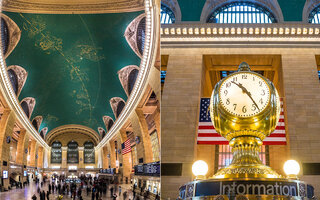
[45,124,100,146]
[95,0,159,150]
[161,23,320,48]
[2,0,144,14]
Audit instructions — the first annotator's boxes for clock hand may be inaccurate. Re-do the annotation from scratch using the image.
[231,81,260,110]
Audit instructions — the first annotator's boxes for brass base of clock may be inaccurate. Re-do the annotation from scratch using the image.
[211,163,281,179]
[211,136,282,179]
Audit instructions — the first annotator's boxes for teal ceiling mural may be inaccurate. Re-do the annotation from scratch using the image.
[175,0,307,21]
[4,11,143,133]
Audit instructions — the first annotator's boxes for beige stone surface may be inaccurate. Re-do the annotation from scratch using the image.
[161,54,203,199]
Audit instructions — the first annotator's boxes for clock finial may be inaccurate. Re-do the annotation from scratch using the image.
[238,62,251,71]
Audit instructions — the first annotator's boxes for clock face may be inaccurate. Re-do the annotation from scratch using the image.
[219,72,270,117]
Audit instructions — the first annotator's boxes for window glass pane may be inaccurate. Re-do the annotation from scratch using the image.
[161,4,175,24]
[207,2,276,23]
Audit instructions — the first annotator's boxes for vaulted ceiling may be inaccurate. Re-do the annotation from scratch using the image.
[4,11,143,134]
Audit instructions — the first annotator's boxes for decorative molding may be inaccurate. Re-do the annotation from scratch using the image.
[200,0,284,23]
[7,65,28,97]
[95,0,159,150]
[45,124,100,146]
[109,97,125,119]
[118,65,139,96]
[31,116,43,132]
[1,14,21,59]
[161,0,182,22]
[124,13,145,58]
[2,0,144,14]
[20,97,36,119]
[102,116,114,131]
[161,23,320,48]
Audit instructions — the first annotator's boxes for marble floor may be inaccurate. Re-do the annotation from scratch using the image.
[0,182,136,200]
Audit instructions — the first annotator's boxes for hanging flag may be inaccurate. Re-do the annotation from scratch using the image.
[197,98,286,145]
[121,139,132,155]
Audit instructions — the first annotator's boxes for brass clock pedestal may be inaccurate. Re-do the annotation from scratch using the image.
[178,63,314,199]
[212,136,281,179]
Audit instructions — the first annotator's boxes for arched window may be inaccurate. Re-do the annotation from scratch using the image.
[137,17,145,56]
[7,69,18,95]
[161,4,175,24]
[32,119,38,131]
[67,141,79,164]
[110,97,126,119]
[207,2,276,23]
[107,120,114,131]
[21,101,30,118]
[84,141,95,164]
[51,141,62,164]
[128,69,139,95]
[40,130,44,139]
[1,17,9,55]
[309,5,320,23]
[116,101,125,118]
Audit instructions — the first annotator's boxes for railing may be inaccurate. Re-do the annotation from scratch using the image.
[161,23,320,37]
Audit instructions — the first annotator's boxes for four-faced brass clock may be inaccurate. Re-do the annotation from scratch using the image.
[219,72,271,118]
[210,62,280,141]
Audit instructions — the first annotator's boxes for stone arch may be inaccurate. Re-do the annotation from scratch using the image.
[46,125,100,146]
[7,65,28,97]
[98,127,106,139]
[1,14,21,59]
[124,13,145,58]
[118,65,139,96]
[303,0,320,23]
[200,0,284,23]
[161,0,182,23]
[31,116,43,132]
[109,97,126,119]
[39,127,48,139]
[20,97,36,119]
[103,116,114,132]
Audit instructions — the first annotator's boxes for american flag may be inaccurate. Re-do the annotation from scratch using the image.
[121,139,132,155]
[197,98,286,145]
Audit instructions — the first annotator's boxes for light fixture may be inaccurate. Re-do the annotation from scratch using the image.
[283,160,300,179]
[192,160,208,180]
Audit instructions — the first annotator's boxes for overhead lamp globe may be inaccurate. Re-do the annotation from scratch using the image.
[192,160,208,177]
[283,160,300,177]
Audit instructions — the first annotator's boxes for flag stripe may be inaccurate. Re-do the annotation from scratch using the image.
[122,139,132,155]
[197,98,286,145]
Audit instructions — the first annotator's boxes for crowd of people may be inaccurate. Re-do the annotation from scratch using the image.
[30,175,157,200]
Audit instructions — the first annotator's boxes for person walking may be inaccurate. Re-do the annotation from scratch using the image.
[31,194,37,200]
[95,191,99,200]
[91,192,95,200]
[110,187,113,197]
[123,191,127,200]
[48,184,51,194]
[46,191,50,200]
